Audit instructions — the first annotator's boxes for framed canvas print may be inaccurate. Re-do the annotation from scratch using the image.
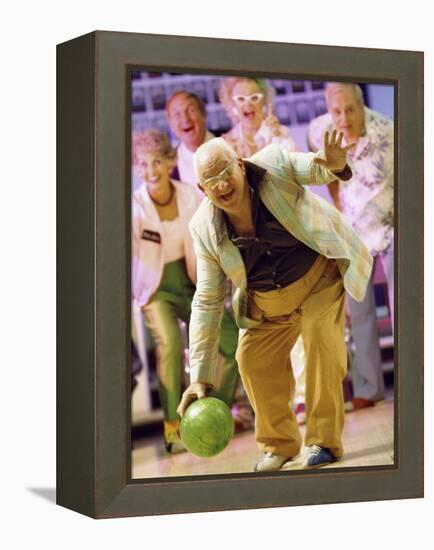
[57,31,423,518]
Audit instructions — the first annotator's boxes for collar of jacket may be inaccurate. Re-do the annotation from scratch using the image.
[212,160,267,245]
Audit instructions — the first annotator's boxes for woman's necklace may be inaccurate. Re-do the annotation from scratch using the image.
[150,183,175,207]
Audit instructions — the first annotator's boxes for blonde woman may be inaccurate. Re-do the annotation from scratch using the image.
[218,77,296,157]
[132,129,239,452]
[219,77,306,424]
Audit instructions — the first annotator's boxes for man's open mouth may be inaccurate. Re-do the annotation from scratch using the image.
[220,189,235,202]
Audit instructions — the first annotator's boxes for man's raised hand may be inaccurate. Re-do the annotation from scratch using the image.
[314,129,355,172]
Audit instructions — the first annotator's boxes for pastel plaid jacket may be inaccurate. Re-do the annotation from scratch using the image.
[188,144,373,386]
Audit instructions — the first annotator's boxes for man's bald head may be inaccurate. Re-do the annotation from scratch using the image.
[193,137,238,184]
[325,82,364,107]
[192,138,248,216]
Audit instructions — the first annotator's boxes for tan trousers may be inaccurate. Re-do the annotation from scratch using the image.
[236,255,346,458]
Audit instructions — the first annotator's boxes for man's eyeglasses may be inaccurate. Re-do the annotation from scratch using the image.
[201,160,236,190]
[232,93,264,106]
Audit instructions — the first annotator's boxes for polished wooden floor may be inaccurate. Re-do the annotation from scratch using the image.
[131,396,394,479]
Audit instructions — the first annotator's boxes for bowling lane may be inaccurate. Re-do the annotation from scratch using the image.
[132,397,394,478]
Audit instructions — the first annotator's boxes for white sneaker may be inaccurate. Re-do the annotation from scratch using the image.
[254,452,291,472]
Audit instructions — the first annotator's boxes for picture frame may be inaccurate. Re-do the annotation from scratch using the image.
[57,30,424,519]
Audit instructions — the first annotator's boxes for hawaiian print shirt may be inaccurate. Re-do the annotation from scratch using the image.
[308,107,394,256]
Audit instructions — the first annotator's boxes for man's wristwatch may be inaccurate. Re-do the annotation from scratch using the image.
[331,164,352,181]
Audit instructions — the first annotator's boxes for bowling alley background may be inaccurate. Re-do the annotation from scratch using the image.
[130,72,395,475]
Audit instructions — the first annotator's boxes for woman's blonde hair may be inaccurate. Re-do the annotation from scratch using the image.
[132,128,177,166]
[218,77,274,124]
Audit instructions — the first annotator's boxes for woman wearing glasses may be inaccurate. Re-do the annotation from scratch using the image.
[132,129,239,453]
[218,78,307,425]
[218,77,297,157]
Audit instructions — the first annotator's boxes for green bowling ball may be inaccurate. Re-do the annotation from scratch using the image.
[180,397,234,457]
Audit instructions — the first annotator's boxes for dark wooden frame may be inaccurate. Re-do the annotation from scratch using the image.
[57,31,424,519]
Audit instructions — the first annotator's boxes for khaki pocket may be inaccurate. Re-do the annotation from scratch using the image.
[247,292,264,322]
